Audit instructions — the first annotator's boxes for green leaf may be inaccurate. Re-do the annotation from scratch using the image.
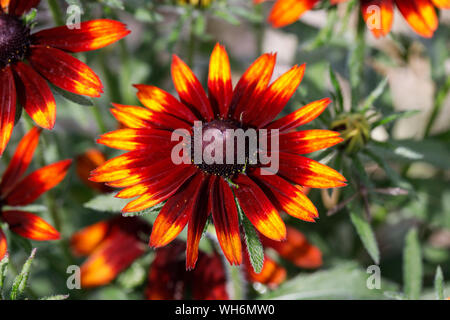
[328,66,344,113]
[350,210,380,264]
[50,83,94,107]
[434,266,444,300]
[122,202,164,218]
[236,199,264,274]
[0,252,9,291]
[10,248,36,300]
[372,110,420,128]
[360,77,388,111]
[260,262,398,300]
[84,193,130,213]
[403,229,422,300]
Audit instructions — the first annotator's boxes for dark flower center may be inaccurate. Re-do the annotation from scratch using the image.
[192,119,249,178]
[0,13,31,70]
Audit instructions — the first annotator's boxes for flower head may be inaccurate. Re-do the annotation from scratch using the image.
[91,43,345,269]
[70,216,150,288]
[257,0,449,38]
[0,127,72,260]
[0,0,130,154]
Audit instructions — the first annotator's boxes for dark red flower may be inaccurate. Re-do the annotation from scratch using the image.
[146,241,229,300]
[91,43,345,269]
[70,216,150,288]
[0,127,72,260]
[70,217,228,299]
[0,0,130,154]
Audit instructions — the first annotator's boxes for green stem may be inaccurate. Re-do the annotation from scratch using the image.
[92,102,107,134]
[47,0,64,26]
[187,10,196,68]
[254,4,264,56]
[424,76,450,138]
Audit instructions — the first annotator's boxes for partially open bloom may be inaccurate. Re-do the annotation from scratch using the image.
[91,43,345,269]
[0,127,72,260]
[256,0,450,38]
[70,216,150,288]
[244,226,322,288]
[71,217,228,299]
[0,0,130,154]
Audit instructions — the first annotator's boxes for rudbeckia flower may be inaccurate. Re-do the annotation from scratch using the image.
[146,240,229,300]
[244,226,322,288]
[71,217,228,299]
[91,43,345,269]
[0,0,130,155]
[256,0,450,38]
[0,127,72,260]
[70,216,151,288]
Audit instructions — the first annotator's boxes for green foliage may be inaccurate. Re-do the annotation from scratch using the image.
[239,205,264,274]
[349,210,380,264]
[403,229,423,300]
[434,266,445,300]
[260,263,398,300]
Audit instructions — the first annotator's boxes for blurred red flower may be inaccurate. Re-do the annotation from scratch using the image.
[256,0,450,38]
[0,0,130,154]
[0,127,72,260]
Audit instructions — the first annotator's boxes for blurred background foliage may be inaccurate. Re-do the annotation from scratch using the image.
[1,0,449,300]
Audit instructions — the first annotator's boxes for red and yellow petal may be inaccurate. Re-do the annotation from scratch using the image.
[250,64,306,128]
[210,176,242,265]
[186,175,212,269]
[0,228,7,260]
[278,130,343,154]
[277,152,347,188]
[71,220,110,256]
[32,19,130,52]
[5,159,72,206]
[121,165,198,213]
[268,0,319,28]
[90,150,171,182]
[208,43,233,118]
[250,168,319,222]
[13,62,56,130]
[0,127,41,195]
[361,0,394,38]
[395,0,438,38]
[29,46,103,98]
[171,55,214,121]
[0,67,16,156]
[262,227,323,269]
[266,98,331,133]
[431,0,450,8]
[97,128,174,151]
[2,210,60,240]
[111,103,191,131]
[150,173,207,248]
[134,85,198,123]
[230,53,276,121]
[233,174,286,241]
